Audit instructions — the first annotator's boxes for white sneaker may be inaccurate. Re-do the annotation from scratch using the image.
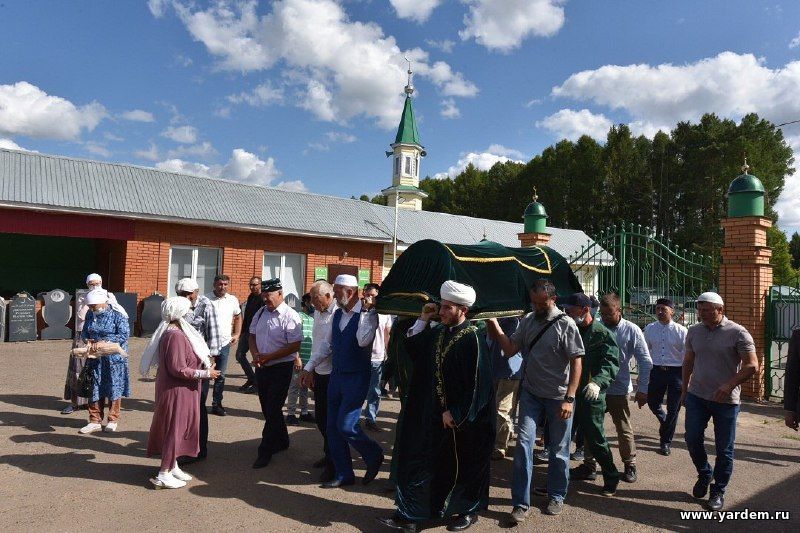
[103,422,118,432]
[79,422,103,434]
[170,466,192,482]
[150,471,186,489]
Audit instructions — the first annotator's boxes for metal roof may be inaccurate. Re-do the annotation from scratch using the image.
[0,148,605,260]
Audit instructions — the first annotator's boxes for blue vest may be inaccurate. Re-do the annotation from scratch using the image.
[331,308,372,374]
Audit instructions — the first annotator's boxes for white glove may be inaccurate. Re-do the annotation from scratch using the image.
[583,382,601,401]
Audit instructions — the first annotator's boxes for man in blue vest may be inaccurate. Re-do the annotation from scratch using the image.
[321,274,385,488]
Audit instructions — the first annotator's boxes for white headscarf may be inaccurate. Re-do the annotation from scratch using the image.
[83,287,129,318]
[140,296,211,377]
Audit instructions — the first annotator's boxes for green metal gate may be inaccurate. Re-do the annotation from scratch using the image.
[567,223,716,328]
[765,285,800,400]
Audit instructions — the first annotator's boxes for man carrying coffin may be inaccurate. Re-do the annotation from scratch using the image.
[379,281,494,533]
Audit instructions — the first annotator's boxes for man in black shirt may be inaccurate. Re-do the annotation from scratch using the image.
[236,276,263,393]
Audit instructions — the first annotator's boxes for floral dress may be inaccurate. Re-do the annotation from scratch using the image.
[81,308,131,403]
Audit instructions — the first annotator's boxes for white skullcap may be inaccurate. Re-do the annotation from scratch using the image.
[175,277,199,293]
[440,280,476,308]
[334,274,358,287]
[697,292,724,306]
[86,273,102,284]
[85,289,109,305]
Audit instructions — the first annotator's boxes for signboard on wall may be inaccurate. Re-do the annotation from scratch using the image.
[358,269,371,289]
[314,266,328,281]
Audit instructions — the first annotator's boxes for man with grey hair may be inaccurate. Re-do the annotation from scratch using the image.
[300,279,339,482]
[682,291,757,512]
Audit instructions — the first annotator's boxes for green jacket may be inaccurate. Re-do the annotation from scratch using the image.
[578,319,620,391]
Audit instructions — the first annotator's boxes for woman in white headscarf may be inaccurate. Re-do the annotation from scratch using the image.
[144,297,219,489]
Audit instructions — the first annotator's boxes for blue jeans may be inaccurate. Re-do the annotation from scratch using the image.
[212,344,230,406]
[327,371,384,482]
[512,387,573,507]
[362,361,383,423]
[684,392,739,494]
[647,366,683,445]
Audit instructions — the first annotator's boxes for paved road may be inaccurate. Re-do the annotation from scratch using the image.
[1,338,798,532]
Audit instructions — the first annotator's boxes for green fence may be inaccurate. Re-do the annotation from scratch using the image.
[765,285,800,400]
[568,223,716,329]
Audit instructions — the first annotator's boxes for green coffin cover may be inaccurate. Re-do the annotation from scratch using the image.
[376,239,582,318]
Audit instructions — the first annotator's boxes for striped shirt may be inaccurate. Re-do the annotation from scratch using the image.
[300,311,314,364]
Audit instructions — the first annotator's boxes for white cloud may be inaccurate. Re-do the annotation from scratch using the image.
[776,135,800,234]
[434,145,526,179]
[167,141,217,159]
[524,98,543,108]
[440,98,461,119]
[120,109,155,122]
[155,147,303,190]
[227,81,284,106]
[0,138,35,152]
[161,125,198,144]
[85,141,112,158]
[390,0,442,23]
[0,81,107,140]
[425,39,455,54]
[459,0,566,52]
[104,132,124,142]
[536,108,613,141]
[325,131,356,143]
[790,31,800,49]
[134,143,160,161]
[148,0,169,18]
[164,0,477,128]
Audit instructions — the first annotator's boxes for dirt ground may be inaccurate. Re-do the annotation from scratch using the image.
[1,338,798,532]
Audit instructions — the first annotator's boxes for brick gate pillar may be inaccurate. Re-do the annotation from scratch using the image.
[719,164,772,400]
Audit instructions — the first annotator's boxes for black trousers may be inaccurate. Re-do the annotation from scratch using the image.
[199,378,209,456]
[314,371,335,474]
[256,361,294,458]
[647,366,683,446]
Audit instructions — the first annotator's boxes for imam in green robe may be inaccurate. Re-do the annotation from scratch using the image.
[393,319,495,522]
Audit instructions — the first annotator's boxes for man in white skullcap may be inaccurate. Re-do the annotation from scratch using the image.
[682,291,757,512]
[379,281,494,533]
[174,277,221,464]
[320,274,385,489]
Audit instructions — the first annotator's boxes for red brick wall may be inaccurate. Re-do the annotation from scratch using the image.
[123,220,385,304]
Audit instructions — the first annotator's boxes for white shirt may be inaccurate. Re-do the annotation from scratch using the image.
[249,301,303,366]
[643,319,688,367]
[304,300,338,376]
[207,292,241,347]
[371,314,393,363]
[337,299,379,347]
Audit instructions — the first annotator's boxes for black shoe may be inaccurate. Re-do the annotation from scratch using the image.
[363,453,385,485]
[377,517,418,532]
[60,404,75,415]
[285,414,298,425]
[320,467,336,483]
[658,443,671,456]
[706,490,724,511]
[533,449,550,465]
[602,475,620,496]
[570,447,585,461]
[244,384,257,394]
[252,455,271,469]
[238,379,254,391]
[313,456,329,469]
[622,464,637,483]
[320,478,355,489]
[446,513,477,531]
[364,420,382,432]
[570,464,598,481]
[177,454,206,466]
[211,404,226,416]
[299,412,315,423]
[692,477,711,499]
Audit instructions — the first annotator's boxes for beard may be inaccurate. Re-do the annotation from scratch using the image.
[337,295,350,308]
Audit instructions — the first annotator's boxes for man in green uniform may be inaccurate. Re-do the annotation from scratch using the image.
[562,293,621,496]
[378,281,494,532]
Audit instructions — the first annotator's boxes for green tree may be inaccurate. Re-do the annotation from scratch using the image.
[790,232,800,270]
[767,226,800,286]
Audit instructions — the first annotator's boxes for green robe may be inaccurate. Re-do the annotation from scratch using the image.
[394,320,495,521]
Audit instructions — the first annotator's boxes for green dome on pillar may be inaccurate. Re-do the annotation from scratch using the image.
[523,189,548,233]
[727,161,765,217]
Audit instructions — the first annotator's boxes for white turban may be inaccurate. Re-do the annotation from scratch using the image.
[440,280,476,308]
[334,274,358,287]
[175,277,199,293]
[697,292,724,306]
[85,289,109,305]
[140,296,212,377]
[86,273,102,285]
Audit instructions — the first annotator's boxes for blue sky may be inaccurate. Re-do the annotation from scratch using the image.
[1,1,800,234]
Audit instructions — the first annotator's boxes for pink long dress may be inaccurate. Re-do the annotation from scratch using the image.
[146,328,202,469]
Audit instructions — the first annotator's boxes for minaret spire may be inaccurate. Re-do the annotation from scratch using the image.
[404,56,414,96]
